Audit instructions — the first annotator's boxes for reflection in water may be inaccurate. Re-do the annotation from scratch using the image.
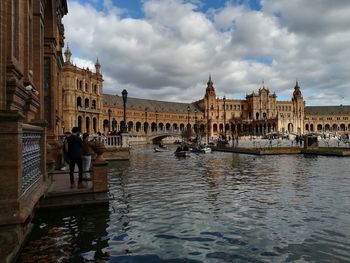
[19,146,350,262]
[18,204,110,262]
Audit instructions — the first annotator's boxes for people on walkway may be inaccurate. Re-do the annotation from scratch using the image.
[67,127,83,185]
[82,133,95,180]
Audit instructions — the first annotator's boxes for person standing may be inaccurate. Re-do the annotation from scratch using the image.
[67,127,83,185]
[61,131,71,171]
[82,133,95,180]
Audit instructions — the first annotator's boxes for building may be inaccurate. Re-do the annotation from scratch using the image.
[0,0,68,261]
[59,45,104,134]
[60,46,349,141]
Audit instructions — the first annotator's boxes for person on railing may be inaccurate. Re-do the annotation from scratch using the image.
[67,127,83,186]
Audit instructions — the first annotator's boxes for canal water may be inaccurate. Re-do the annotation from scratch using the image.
[19,146,350,262]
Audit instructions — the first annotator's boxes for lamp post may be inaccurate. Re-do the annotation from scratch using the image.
[223,95,226,139]
[194,109,197,136]
[187,105,190,129]
[145,108,148,134]
[122,89,128,133]
[155,110,158,132]
[108,109,112,132]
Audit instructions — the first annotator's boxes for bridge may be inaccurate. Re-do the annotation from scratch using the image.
[128,130,183,144]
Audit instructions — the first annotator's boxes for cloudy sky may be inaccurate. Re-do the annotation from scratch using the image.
[63,0,350,106]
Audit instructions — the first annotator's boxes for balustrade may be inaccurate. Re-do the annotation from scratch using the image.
[22,131,42,195]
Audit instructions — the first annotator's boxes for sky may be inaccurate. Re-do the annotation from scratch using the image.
[62,0,350,106]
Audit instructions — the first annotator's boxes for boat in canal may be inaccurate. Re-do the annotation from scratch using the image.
[174,150,191,157]
[154,147,168,152]
[191,144,212,153]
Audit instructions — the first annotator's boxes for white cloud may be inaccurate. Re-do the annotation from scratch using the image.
[63,0,350,106]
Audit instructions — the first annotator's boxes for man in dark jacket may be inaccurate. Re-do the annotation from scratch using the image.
[67,127,83,185]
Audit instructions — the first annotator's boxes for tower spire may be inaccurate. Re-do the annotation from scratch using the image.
[95,56,101,74]
[64,43,72,63]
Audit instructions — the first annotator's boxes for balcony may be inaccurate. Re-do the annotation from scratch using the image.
[77,106,101,114]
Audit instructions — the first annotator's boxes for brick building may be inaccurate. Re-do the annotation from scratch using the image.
[60,46,349,141]
[0,1,68,261]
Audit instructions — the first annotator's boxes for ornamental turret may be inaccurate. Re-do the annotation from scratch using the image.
[95,57,101,75]
[64,44,72,64]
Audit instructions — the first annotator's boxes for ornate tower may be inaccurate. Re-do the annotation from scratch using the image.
[95,57,101,75]
[292,80,305,134]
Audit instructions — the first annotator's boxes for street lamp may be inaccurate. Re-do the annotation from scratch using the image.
[223,95,226,139]
[155,110,158,132]
[187,105,190,129]
[122,89,128,133]
[108,109,112,132]
[194,109,197,135]
[145,108,148,134]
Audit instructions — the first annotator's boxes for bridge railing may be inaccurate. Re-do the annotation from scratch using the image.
[128,130,183,136]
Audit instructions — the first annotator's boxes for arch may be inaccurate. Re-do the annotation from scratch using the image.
[248,112,252,120]
[317,124,323,132]
[263,112,267,119]
[92,100,96,109]
[332,124,337,131]
[144,122,149,133]
[166,123,171,131]
[173,123,178,131]
[85,98,89,108]
[186,123,191,129]
[180,123,185,131]
[85,117,90,133]
[272,122,276,132]
[77,97,82,107]
[219,123,223,132]
[112,118,117,131]
[93,117,97,133]
[103,119,109,132]
[310,124,314,132]
[248,124,253,133]
[325,124,330,131]
[78,116,82,132]
[288,123,293,133]
[340,123,345,131]
[256,112,260,120]
[305,124,309,131]
[159,122,164,131]
[128,121,133,132]
[136,122,141,132]
[225,123,230,132]
[151,122,157,132]
[213,123,218,132]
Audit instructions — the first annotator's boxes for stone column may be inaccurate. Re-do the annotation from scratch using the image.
[92,158,108,193]
[121,132,129,147]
